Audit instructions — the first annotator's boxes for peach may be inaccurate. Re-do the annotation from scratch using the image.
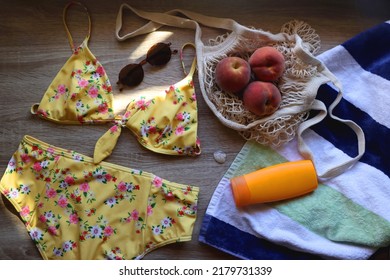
[215,56,251,94]
[248,46,285,82]
[242,81,282,117]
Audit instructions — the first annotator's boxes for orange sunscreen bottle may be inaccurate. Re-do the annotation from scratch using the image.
[230,160,318,207]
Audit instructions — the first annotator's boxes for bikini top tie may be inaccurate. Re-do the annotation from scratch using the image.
[31,2,201,164]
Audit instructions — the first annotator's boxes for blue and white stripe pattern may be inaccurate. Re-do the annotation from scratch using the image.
[199,20,390,259]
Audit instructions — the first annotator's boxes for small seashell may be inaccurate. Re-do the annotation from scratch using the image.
[213,150,226,164]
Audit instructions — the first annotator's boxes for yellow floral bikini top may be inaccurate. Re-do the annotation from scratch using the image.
[31,2,200,164]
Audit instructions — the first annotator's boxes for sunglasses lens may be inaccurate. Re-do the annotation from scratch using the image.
[118,64,144,87]
[146,42,172,66]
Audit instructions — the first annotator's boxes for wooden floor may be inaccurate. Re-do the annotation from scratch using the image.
[0,0,389,260]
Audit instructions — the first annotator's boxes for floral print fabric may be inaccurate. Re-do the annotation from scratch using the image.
[34,40,115,124]
[127,79,200,156]
[0,135,199,259]
[32,38,201,161]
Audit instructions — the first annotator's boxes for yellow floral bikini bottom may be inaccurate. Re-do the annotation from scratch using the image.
[0,135,199,259]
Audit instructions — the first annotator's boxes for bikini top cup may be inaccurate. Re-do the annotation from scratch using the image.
[31,2,201,164]
[31,3,114,125]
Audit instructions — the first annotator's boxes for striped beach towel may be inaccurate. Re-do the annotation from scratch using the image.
[199,20,390,259]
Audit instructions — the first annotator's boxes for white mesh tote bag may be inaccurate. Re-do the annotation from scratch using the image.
[115,4,365,180]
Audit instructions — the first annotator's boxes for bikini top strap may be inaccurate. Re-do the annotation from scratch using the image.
[180,43,197,78]
[63,1,91,51]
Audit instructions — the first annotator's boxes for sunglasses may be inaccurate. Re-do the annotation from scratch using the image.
[117,42,177,91]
